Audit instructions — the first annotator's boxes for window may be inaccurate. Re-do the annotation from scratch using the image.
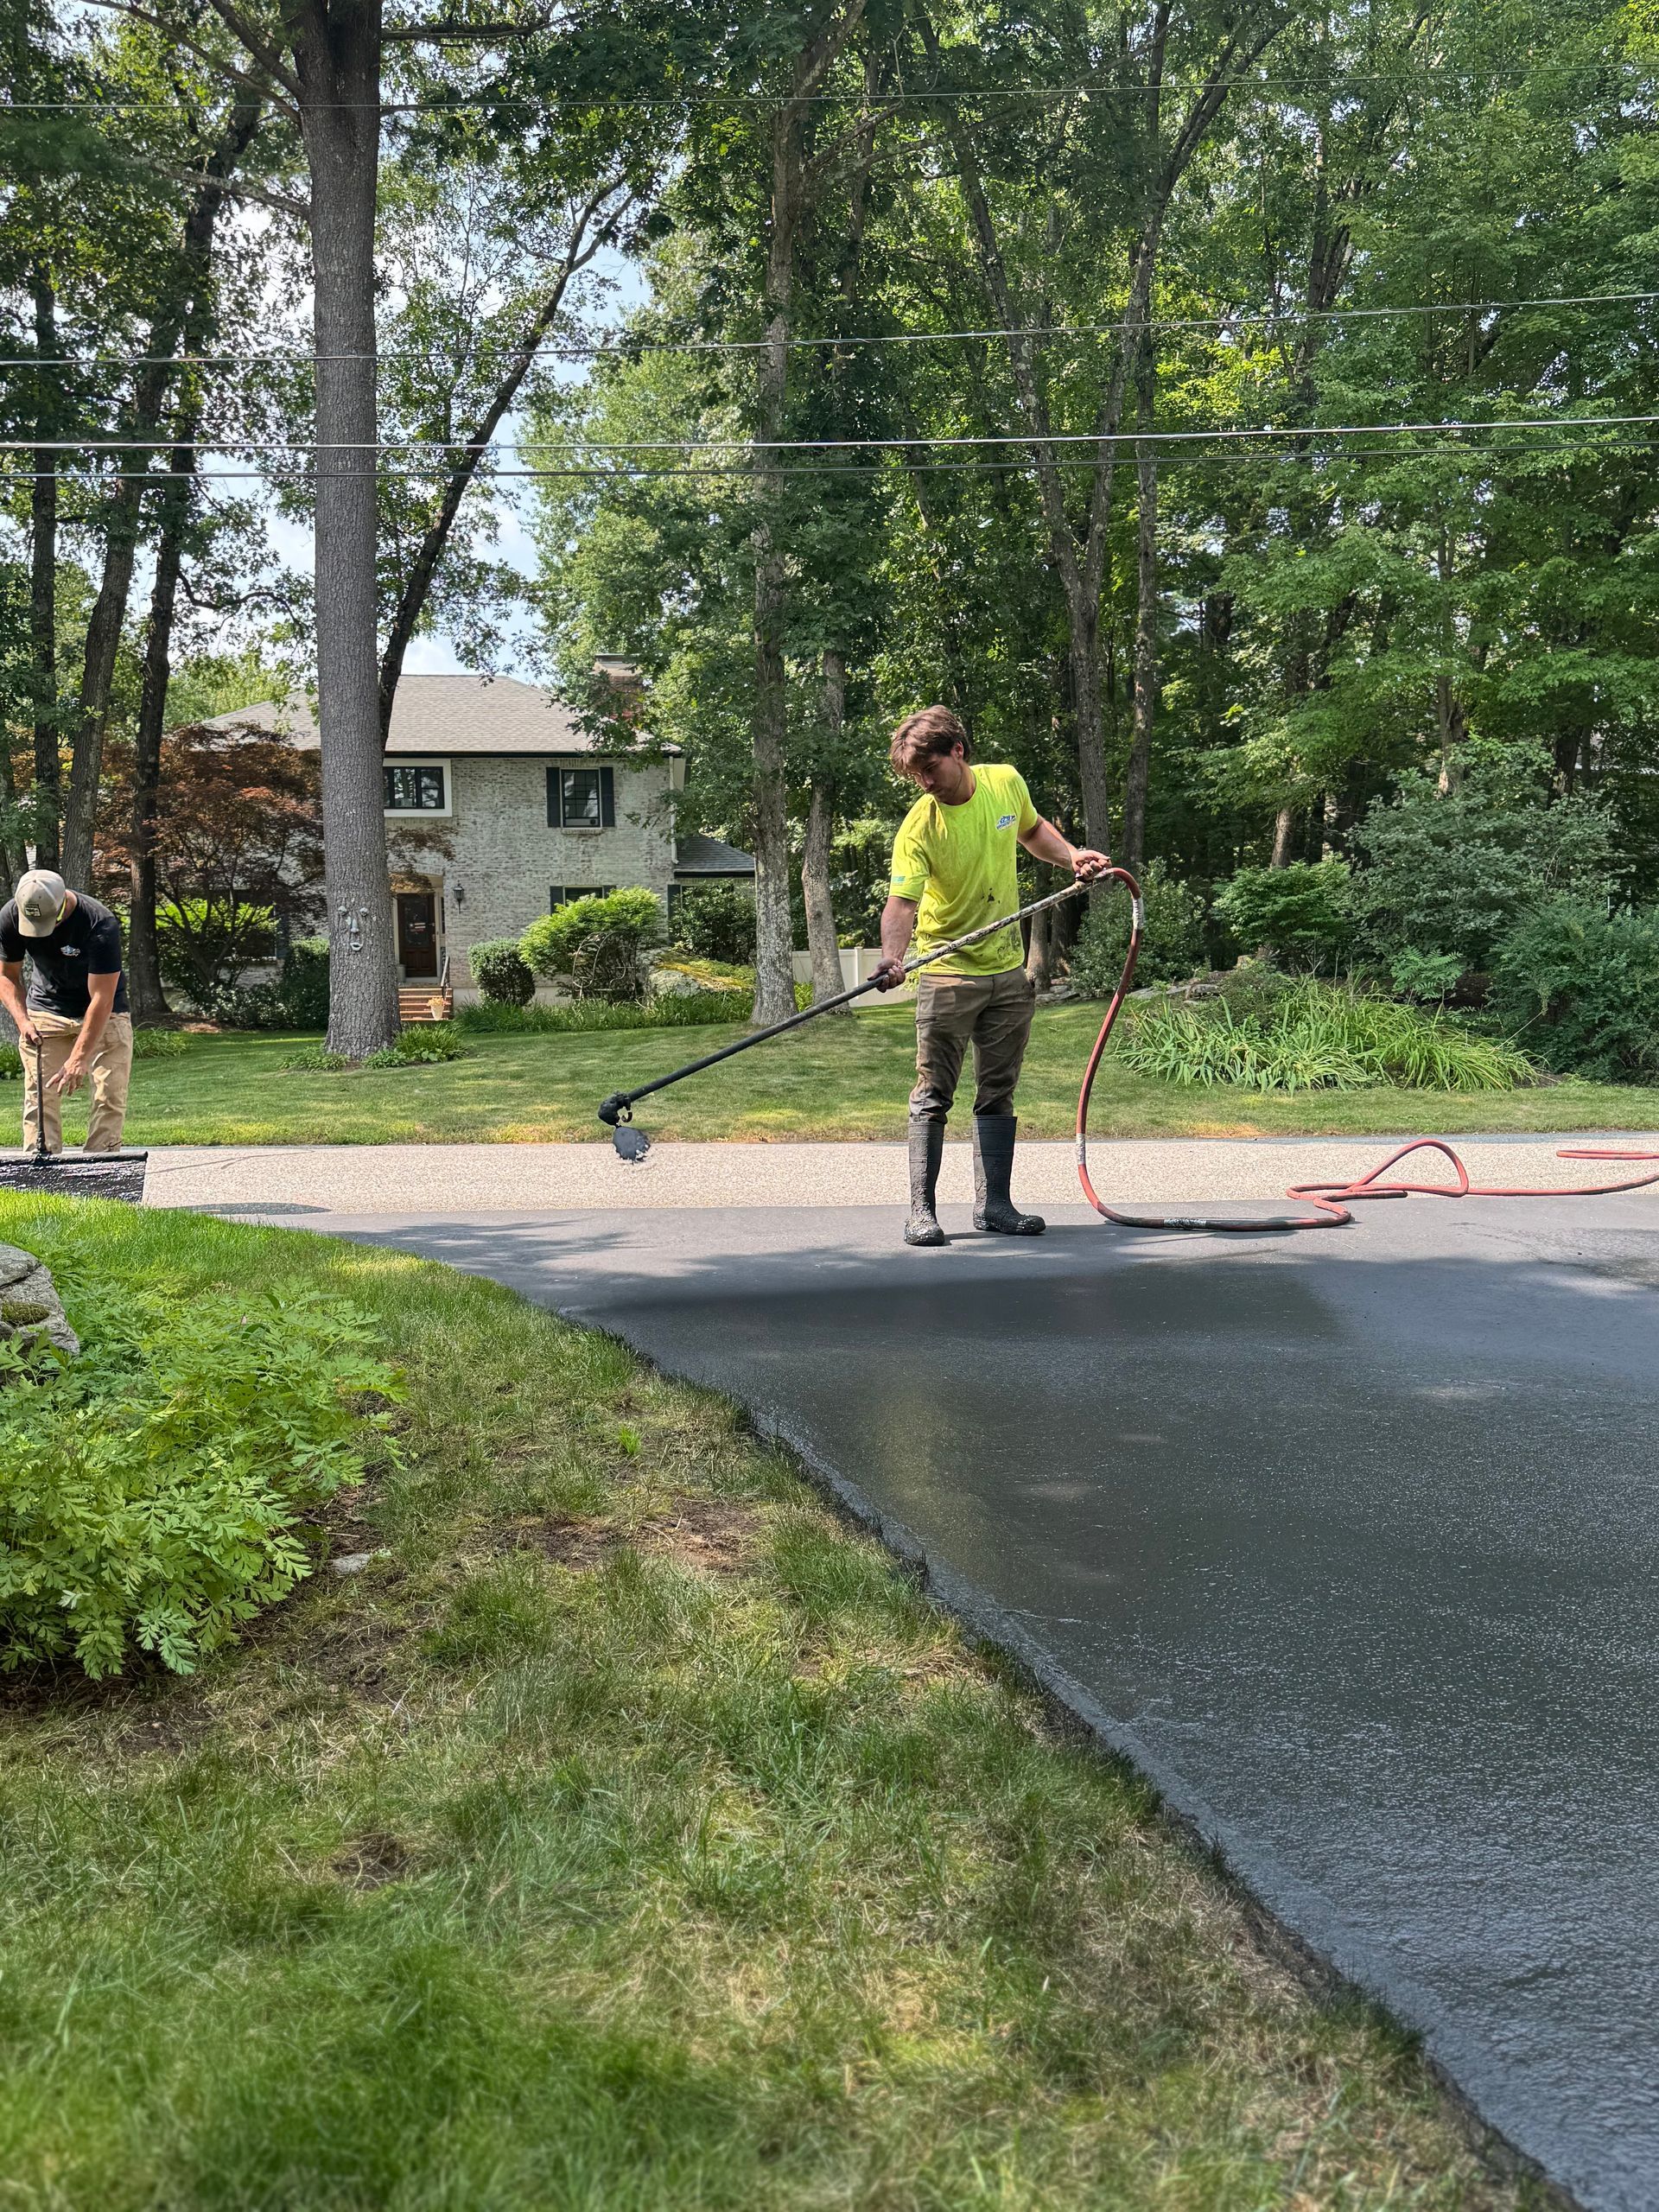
[550,886,615,910]
[547,763,615,829]
[384,761,447,812]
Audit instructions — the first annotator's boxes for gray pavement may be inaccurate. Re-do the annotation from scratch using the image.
[143,1130,1659,1215]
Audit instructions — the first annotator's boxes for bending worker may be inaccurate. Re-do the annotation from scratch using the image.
[0,868,135,1156]
[872,707,1109,1246]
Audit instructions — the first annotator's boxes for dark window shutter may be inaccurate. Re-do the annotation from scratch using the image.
[546,766,561,826]
[599,766,615,827]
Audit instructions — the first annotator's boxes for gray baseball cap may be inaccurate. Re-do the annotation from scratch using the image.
[14,868,67,938]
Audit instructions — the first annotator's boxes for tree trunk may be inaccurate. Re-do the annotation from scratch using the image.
[292,2,399,1055]
[749,101,804,1030]
[128,458,195,1025]
[60,103,261,888]
[803,648,845,1008]
[1025,899,1055,991]
[30,274,60,870]
[1270,804,1298,868]
[1120,348,1160,868]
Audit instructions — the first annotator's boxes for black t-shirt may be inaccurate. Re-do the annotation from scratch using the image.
[0,892,130,1017]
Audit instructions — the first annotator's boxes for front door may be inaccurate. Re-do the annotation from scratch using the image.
[395,891,439,980]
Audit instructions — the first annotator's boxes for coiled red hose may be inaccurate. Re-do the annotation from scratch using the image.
[1074,866,1659,1231]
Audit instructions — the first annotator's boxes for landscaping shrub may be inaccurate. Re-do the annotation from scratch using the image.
[1490,898,1659,1080]
[0,1042,17,1081]
[1071,861,1209,994]
[182,980,289,1030]
[156,898,276,997]
[280,1022,469,1071]
[1385,949,1465,1003]
[1213,860,1352,970]
[0,1278,400,1677]
[1349,744,1621,972]
[519,888,665,1002]
[277,936,330,1026]
[1122,978,1533,1094]
[458,991,754,1034]
[671,880,757,964]
[468,936,536,1007]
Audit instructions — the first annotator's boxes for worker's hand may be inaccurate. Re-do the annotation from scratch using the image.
[1071,848,1112,882]
[47,1053,88,1098]
[17,1017,41,1050]
[870,957,908,992]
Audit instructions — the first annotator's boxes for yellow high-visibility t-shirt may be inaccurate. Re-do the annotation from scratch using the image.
[888,762,1039,976]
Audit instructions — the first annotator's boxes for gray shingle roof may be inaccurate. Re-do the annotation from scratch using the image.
[198,674,678,757]
[673,832,755,877]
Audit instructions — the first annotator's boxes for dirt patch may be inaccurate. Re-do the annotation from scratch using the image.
[331,1832,411,1890]
[509,1515,620,1571]
[504,1497,760,1577]
[638,1497,759,1575]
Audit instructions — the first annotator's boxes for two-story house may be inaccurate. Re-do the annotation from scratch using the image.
[204,673,753,997]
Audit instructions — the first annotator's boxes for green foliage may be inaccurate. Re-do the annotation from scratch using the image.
[1350,750,1622,971]
[1122,980,1533,1095]
[1071,863,1209,994]
[1386,950,1465,1003]
[156,899,276,998]
[0,1042,18,1083]
[366,1022,468,1068]
[467,937,536,1007]
[671,881,756,964]
[280,1024,469,1072]
[1490,899,1659,1080]
[457,991,757,1034]
[0,1279,400,1678]
[278,938,330,1027]
[1213,862,1352,971]
[519,889,666,1002]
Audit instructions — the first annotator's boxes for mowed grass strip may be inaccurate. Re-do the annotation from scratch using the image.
[29,1007,1659,1147]
[0,1198,1529,2211]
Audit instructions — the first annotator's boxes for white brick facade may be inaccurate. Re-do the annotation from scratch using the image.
[413,752,678,991]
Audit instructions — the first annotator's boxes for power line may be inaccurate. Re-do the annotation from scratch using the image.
[4,56,1655,114]
[6,289,1656,373]
[4,430,1651,487]
[14,412,1659,456]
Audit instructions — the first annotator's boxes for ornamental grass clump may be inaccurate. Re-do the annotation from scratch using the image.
[1122,978,1532,1095]
[0,1280,400,1678]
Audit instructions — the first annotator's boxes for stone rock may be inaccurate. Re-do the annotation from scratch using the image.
[0,1243,79,1361]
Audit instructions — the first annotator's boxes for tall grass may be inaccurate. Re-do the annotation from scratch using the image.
[1122,979,1534,1094]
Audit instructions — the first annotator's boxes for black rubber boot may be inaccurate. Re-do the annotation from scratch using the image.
[973,1115,1046,1235]
[904,1121,948,1246]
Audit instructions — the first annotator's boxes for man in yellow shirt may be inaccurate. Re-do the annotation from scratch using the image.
[872,706,1109,1246]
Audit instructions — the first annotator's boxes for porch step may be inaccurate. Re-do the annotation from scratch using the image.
[398,986,453,1024]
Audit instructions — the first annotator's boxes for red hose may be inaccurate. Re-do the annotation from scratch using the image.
[1074,867,1659,1231]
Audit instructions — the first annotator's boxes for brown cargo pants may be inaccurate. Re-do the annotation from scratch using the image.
[908,966,1036,1125]
[21,1011,135,1154]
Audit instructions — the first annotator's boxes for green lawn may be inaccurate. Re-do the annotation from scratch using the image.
[0,1196,1526,2209]
[21,1005,1658,1146]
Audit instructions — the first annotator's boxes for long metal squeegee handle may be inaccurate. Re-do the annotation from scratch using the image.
[1072,868,1354,1232]
[598,879,1089,1128]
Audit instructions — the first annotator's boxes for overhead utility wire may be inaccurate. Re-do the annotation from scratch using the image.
[6,431,1651,486]
[7,289,1655,372]
[17,413,1659,455]
[5,56,1655,112]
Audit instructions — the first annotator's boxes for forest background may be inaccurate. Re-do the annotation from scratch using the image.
[4,0,1659,1063]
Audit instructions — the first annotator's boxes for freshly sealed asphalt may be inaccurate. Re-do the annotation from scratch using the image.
[279,1191,1658,2209]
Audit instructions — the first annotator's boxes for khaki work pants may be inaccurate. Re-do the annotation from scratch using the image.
[909,967,1036,1125]
[21,1011,134,1154]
